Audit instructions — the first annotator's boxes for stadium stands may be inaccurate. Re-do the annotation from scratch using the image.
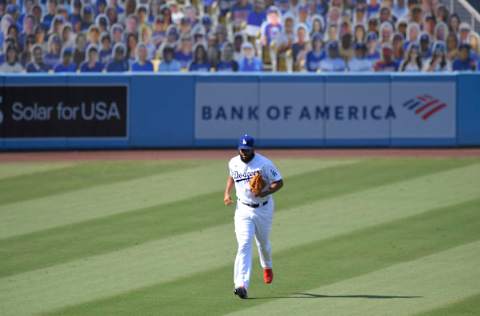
[0,0,479,73]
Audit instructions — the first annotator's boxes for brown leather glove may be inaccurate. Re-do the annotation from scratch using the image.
[249,172,266,196]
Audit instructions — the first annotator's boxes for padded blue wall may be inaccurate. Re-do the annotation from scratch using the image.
[457,74,480,146]
[0,73,479,149]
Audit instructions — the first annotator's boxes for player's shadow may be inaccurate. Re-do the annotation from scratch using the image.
[249,292,422,300]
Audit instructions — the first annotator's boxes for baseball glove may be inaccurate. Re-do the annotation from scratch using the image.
[250,172,266,196]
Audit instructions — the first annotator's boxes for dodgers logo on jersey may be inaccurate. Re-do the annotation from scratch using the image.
[270,169,277,177]
[231,169,262,182]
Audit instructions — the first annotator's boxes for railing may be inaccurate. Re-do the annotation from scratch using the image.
[441,0,480,33]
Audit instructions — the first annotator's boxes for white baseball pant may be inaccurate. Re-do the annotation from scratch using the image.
[234,199,274,289]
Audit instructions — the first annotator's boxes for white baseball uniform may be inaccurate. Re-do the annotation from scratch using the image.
[228,153,282,289]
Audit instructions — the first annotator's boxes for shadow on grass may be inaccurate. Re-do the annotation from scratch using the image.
[248,292,423,300]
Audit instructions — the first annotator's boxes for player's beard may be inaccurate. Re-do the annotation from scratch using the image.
[239,150,255,163]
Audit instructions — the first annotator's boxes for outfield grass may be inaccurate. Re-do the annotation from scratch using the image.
[0,157,479,316]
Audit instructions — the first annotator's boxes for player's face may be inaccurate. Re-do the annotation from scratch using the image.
[239,149,254,162]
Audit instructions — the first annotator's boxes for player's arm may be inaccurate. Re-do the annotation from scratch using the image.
[224,176,234,205]
[257,179,283,198]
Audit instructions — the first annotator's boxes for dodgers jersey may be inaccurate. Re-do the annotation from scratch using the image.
[228,153,282,205]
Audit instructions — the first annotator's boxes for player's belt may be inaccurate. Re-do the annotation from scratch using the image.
[239,200,268,208]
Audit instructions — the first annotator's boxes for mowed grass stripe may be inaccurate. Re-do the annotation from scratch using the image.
[0,161,200,207]
[0,162,78,181]
[0,159,353,239]
[228,241,480,316]
[414,293,480,316]
[45,198,480,316]
[2,163,479,316]
[0,158,459,277]
[274,158,476,212]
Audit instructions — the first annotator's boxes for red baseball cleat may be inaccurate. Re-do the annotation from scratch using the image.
[263,268,273,284]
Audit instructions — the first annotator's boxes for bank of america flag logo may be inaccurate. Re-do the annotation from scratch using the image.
[403,95,447,121]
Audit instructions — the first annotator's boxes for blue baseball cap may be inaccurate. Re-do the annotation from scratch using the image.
[83,5,94,14]
[420,33,430,42]
[201,15,212,25]
[238,134,255,150]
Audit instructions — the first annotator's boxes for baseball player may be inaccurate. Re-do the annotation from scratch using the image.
[224,134,284,299]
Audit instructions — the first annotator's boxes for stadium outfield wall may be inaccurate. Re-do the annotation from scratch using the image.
[0,73,479,150]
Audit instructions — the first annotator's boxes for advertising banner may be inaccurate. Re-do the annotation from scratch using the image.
[259,83,325,139]
[196,82,327,140]
[391,81,456,138]
[0,85,128,138]
[195,82,259,139]
[195,79,456,143]
[325,82,391,139]
[195,80,391,141]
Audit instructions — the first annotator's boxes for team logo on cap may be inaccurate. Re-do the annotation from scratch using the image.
[402,95,447,121]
